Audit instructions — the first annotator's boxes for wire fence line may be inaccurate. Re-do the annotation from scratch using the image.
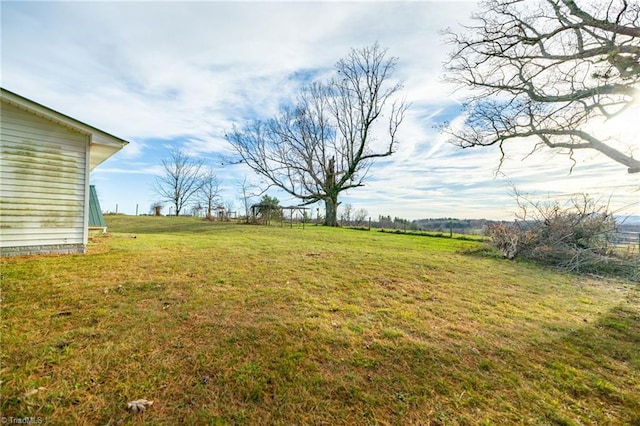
[610,231,640,250]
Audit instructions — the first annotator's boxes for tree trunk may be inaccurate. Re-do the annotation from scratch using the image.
[324,196,339,226]
[323,157,339,226]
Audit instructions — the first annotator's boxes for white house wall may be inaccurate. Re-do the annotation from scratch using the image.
[0,101,89,255]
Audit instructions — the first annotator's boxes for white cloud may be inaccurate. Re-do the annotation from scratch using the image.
[3,1,638,219]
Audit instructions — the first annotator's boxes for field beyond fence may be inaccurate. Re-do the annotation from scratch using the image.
[611,231,640,249]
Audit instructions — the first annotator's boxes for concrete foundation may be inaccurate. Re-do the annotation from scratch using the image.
[1,243,86,257]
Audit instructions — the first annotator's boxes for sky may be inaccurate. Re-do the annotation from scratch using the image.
[2,0,639,221]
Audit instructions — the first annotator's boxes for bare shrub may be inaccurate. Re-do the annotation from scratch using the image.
[486,223,520,259]
[489,193,637,279]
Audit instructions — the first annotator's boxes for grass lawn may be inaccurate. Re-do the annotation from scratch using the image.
[1,216,639,425]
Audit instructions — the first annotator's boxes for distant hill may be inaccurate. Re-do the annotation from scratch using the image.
[410,216,640,234]
[618,215,640,225]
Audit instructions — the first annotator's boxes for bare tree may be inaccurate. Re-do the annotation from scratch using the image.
[198,168,222,219]
[443,0,640,173]
[236,175,259,222]
[153,149,206,216]
[226,44,408,226]
[224,200,236,219]
[340,203,354,226]
[353,208,369,226]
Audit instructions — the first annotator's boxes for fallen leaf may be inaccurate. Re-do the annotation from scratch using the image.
[127,399,153,413]
[23,387,46,397]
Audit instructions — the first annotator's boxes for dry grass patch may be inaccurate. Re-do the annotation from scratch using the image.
[1,216,638,424]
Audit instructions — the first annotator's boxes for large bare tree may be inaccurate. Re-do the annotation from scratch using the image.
[226,44,408,226]
[153,149,206,216]
[443,0,640,173]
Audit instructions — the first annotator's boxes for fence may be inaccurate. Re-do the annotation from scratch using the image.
[610,231,640,250]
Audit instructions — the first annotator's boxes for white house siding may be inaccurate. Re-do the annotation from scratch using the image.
[0,101,89,255]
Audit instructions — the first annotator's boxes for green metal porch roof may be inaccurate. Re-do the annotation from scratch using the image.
[89,185,106,228]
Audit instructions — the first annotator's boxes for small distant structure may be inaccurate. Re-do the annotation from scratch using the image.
[282,206,309,228]
[250,203,277,225]
[204,205,235,221]
[152,203,163,216]
[250,203,309,228]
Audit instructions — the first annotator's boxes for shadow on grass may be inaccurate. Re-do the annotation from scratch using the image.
[162,302,640,424]
[254,302,640,424]
[2,300,638,424]
[515,303,640,425]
